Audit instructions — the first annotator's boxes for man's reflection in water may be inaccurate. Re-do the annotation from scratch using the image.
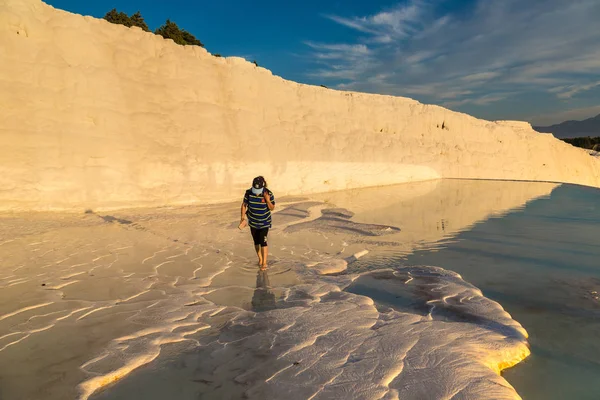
[251,270,276,311]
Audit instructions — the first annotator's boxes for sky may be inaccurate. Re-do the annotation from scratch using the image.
[45,0,600,126]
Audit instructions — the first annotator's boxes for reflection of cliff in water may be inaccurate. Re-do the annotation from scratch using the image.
[252,270,276,312]
[309,179,560,248]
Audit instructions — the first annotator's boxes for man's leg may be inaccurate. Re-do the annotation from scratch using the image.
[251,228,263,266]
[255,245,263,266]
[260,245,268,269]
[259,228,269,269]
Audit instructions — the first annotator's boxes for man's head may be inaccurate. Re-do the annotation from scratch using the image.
[251,176,266,195]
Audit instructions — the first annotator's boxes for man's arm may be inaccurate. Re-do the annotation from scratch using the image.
[239,199,248,230]
[241,201,248,221]
[264,190,275,211]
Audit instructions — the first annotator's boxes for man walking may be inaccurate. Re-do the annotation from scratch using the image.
[240,176,275,269]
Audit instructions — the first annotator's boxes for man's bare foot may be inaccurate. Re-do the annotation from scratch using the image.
[259,264,268,270]
[258,259,263,267]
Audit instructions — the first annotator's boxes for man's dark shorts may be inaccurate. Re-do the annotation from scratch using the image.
[250,227,269,246]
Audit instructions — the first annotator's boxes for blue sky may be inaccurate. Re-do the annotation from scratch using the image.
[46,0,600,125]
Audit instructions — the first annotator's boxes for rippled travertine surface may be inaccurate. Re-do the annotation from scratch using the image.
[0,180,557,399]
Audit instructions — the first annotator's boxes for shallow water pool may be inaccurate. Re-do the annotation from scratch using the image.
[345,182,600,399]
[2,179,598,399]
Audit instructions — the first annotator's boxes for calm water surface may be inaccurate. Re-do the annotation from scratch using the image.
[351,183,600,400]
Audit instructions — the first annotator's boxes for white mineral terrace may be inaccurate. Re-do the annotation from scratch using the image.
[0,180,557,399]
[0,0,599,212]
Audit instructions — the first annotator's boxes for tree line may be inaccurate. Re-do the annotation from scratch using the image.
[562,136,600,151]
[103,9,203,47]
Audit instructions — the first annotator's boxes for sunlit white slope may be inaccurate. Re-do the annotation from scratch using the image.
[1,0,598,212]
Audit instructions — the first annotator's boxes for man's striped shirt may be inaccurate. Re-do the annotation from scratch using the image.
[244,189,275,229]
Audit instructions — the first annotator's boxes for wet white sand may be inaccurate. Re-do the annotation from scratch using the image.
[0,180,557,399]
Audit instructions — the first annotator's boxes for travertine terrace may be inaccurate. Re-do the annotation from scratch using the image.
[1,0,599,211]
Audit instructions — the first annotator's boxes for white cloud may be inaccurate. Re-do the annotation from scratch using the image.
[471,94,509,106]
[552,81,600,99]
[443,93,509,109]
[304,41,375,81]
[324,0,426,42]
[305,42,371,56]
[307,0,600,120]
[460,72,502,83]
[325,15,380,35]
[403,50,436,66]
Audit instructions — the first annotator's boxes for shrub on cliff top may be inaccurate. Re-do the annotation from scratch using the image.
[104,9,131,26]
[103,9,150,32]
[130,11,150,32]
[103,10,203,48]
[155,20,203,47]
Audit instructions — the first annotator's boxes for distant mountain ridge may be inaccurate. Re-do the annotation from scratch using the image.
[534,114,600,139]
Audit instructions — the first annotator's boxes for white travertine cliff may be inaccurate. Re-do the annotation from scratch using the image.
[1,0,599,211]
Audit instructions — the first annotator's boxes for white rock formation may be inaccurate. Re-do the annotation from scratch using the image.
[1,180,551,399]
[1,0,599,211]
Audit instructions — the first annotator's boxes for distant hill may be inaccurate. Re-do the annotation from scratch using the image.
[534,114,600,138]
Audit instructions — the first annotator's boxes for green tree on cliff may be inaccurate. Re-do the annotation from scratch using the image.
[104,9,150,32]
[155,20,203,47]
[104,9,133,27]
[104,9,204,48]
[130,11,150,32]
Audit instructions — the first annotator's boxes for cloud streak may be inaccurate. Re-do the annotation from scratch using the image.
[305,0,600,124]
[324,0,425,41]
